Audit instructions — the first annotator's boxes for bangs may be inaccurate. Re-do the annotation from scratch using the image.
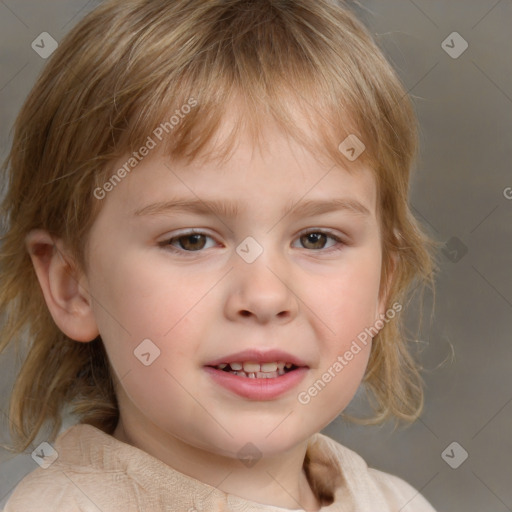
[92,0,410,185]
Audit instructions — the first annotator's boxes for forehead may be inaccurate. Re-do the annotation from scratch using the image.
[115,115,377,218]
[95,97,380,231]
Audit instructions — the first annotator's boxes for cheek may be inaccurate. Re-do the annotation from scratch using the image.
[295,249,380,414]
[305,250,383,339]
[88,250,206,339]
[87,252,212,385]
[86,260,205,428]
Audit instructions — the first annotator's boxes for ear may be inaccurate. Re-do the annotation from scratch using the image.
[25,229,99,342]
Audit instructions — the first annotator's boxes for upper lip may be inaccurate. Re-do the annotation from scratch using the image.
[205,349,308,367]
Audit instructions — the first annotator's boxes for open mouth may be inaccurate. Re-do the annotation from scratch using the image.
[204,357,309,399]
[209,361,300,379]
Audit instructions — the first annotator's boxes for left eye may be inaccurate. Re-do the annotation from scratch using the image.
[292,231,342,250]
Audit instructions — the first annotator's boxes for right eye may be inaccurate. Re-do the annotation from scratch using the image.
[159,231,218,254]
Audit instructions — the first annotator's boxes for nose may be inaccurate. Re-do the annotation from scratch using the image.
[224,250,299,325]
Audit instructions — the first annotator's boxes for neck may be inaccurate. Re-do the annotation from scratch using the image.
[114,419,321,511]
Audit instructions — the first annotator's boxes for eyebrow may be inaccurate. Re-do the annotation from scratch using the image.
[133,196,371,219]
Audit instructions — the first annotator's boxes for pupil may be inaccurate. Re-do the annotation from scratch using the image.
[302,233,325,249]
[181,234,206,251]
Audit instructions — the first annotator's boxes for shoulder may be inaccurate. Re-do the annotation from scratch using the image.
[2,424,139,512]
[309,433,437,511]
[2,466,92,512]
[366,467,437,512]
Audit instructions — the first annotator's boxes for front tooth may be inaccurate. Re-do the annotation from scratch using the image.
[243,362,260,373]
[277,362,285,370]
[256,371,278,378]
[261,362,278,372]
[230,362,243,370]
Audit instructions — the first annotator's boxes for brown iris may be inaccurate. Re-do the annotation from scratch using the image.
[176,233,207,251]
[300,232,328,250]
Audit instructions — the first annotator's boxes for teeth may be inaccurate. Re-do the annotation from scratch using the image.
[240,362,279,373]
[257,371,278,378]
[215,360,294,378]
[216,361,293,371]
[243,362,260,373]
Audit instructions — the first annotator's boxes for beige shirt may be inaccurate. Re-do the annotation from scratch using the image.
[3,424,436,511]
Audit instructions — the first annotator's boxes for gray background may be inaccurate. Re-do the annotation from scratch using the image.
[1,1,511,510]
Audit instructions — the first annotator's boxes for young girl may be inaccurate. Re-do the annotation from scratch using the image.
[0,0,437,510]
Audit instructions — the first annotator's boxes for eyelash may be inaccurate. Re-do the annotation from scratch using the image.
[158,229,347,256]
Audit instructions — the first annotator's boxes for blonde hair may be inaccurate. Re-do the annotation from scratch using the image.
[0,0,436,451]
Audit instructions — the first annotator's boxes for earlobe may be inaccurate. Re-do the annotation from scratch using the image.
[25,229,99,342]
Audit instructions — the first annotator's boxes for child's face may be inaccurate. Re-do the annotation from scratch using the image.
[82,117,386,459]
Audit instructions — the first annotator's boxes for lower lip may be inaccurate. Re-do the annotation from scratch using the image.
[203,366,308,400]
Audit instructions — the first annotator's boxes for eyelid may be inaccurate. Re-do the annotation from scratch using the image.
[296,227,347,241]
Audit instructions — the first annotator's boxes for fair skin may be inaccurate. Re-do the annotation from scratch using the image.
[26,115,389,511]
